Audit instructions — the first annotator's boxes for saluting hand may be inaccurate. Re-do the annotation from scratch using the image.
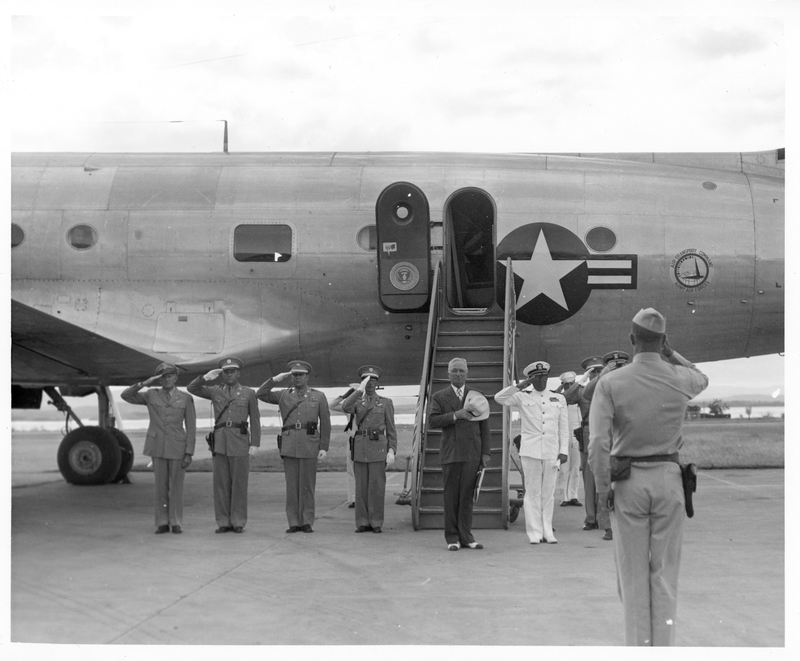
[358,375,372,391]
[273,371,292,382]
[143,375,161,386]
[203,368,223,381]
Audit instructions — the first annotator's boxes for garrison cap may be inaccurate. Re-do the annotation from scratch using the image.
[448,357,468,371]
[219,357,244,370]
[581,356,603,371]
[559,371,576,384]
[358,365,382,380]
[523,361,550,377]
[603,350,631,365]
[288,360,312,374]
[155,362,178,376]
[632,307,667,334]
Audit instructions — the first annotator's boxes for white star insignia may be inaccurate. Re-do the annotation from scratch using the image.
[506,229,585,311]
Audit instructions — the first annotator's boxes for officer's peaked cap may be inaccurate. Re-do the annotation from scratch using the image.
[581,356,603,370]
[219,357,244,370]
[523,361,550,377]
[632,308,666,334]
[559,371,576,383]
[603,350,631,365]
[358,365,382,379]
[155,362,178,375]
[288,360,312,374]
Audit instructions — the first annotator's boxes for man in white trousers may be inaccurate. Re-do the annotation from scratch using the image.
[554,371,582,508]
[495,361,568,544]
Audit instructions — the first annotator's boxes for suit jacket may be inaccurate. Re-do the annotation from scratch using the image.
[121,385,196,459]
[428,386,491,465]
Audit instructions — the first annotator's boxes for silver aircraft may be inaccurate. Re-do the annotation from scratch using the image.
[11,149,784,484]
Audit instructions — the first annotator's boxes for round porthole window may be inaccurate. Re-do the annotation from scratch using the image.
[67,224,98,250]
[357,226,377,251]
[393,202,413,226]
[11,223,25,248]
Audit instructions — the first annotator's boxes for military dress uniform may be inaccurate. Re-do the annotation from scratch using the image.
[187,358,261,531]
[121,363,196,532]
[257,361,331,530]
[555,371,582,506]
[495,361,568,544]
[341,366,398,532]
[589,309,708,646]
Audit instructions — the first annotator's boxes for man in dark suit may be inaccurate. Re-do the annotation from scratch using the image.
[428,357,491,551]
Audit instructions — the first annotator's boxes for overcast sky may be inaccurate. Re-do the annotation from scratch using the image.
[3,1,792,394]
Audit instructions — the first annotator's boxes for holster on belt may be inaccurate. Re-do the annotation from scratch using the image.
[609,456,632,482]
[681,463,698,518]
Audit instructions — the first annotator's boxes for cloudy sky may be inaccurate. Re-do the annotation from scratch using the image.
[3,1,792,395]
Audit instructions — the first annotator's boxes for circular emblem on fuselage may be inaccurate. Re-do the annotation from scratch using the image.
[389,262,420,291]
[496,222,638,326]
[670,249,712,291]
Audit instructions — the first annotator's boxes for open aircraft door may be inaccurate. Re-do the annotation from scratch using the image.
[375,182,431,312]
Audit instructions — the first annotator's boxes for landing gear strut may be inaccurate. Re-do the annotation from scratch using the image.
[45,386,134,486]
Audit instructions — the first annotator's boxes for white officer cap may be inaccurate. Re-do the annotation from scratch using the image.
[523,361,550,377]
[559,371,576,384]
[632,308,666,334]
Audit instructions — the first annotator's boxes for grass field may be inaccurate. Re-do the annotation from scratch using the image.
[174,418,784,474]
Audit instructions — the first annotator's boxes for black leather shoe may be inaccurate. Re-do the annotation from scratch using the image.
[301,524,314,533]
[233,526,244,533]
[215,526,233,534]
[371,527,382,533]
[348,502,355,509]
[583,522,599,531]
[560,501,571,507]
[155,525,170,534]
[286,526,301,533]
[355,526,371,533]
[569,498,583,506]
[603,529,613,541]
[171,525,183,534]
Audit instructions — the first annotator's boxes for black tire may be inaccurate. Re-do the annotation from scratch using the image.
[509,504,520,523]
[57,427,122,485]
[108,428,134,482]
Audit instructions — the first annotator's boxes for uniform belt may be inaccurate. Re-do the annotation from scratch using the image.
[619,453,679,464]
[214,421,246,430]
[282,422,307,432]
[355,429,381,436]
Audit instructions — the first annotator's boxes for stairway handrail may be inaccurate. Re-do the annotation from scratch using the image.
[410,259,442,530]
[501,257,517,530]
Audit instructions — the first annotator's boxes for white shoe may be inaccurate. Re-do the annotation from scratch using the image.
[447,542,460,551]
[529,539,540,545]
[544,537,558,544]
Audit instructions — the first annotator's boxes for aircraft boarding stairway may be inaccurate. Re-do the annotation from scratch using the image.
[410,259,518,530]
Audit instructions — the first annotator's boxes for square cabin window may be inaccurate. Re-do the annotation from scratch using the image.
[234,224,292,262]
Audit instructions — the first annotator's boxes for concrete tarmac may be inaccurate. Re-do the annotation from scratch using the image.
[10,461,784,646]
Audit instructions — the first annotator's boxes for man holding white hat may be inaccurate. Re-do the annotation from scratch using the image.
[188,357,261,533]
[122,363,196,534]
[554,371,582,508]
[257,360,331,533]
[589,308,708,645]
[341,366,397,533]
[428,357,491,551]
[495,360,568,544]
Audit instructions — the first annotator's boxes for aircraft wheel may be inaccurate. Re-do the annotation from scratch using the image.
[57,427,122,485]
[509,504,520,523]
[108,429,134,482]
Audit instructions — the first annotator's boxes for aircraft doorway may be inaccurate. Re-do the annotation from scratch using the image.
[445,189,496,310]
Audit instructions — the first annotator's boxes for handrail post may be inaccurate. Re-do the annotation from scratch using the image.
[501,257,517,530]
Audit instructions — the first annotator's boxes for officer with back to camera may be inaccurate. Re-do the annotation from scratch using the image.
[122,362,196,534]
[187,357,261,534]
[341,366,398,533]
[495,360,568,544]
[589,308,707,646]
[257,361,331,533]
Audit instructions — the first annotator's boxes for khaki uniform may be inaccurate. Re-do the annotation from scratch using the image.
[187,379,261,529]
[341,391,398,528]
[258,384,331,527]
[121,385,196,527]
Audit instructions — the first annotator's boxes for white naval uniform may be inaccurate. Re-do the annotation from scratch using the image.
[495,385,569,542]
[556,399,582,501]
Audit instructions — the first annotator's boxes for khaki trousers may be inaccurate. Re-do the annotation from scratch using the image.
[212,454,250,528]
[353,460,387,528]
[152,457,185,527]
[612,462,685,646]
[346,451,356,503]
[283,456,318,527]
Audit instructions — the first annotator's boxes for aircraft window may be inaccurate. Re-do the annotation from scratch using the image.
[586,226,617,252]
[11,223,25,248]
[67,224,98,250]
[393,202,413,225]
[234,224,292,262]
[357,226,377,251]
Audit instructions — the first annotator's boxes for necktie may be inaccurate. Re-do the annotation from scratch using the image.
[457,388,463,400]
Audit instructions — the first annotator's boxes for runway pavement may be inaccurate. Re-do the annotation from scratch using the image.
[9,459,784,646]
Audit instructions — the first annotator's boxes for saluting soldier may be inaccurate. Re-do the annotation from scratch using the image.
[122,362,196,534]
[341,366,398,533]
[187,357,261,534]
[257,360,331,533]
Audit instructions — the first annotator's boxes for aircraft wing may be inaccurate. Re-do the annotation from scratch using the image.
[11,300,161,386]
